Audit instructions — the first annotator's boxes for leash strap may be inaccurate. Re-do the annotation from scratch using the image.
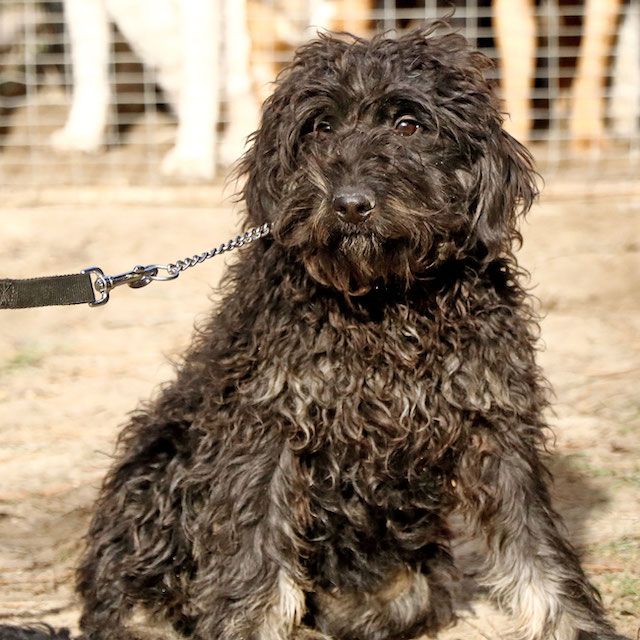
[0,273,96,309]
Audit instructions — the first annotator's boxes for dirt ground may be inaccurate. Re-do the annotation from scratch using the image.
[0,181,638,638]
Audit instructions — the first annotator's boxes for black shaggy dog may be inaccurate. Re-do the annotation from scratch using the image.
[2,24,629,640]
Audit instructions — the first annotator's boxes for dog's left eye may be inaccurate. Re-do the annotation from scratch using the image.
[314,121,333,135]
[394,116,422,137]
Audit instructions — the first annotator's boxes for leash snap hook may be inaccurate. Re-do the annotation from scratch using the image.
[125,265,158,289]
[82,264,159,306]
[105,265,159,291]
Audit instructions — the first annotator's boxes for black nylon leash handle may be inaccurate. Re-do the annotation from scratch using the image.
[0,273,96,309]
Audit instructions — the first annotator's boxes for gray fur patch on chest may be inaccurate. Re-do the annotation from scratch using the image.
[245,337,437,443]
[242,320,508,441]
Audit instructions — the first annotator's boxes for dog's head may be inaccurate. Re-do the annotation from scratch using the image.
[240,25,538,295]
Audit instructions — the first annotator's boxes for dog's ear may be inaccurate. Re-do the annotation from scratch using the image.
[237,98,285,226]
[468,128,539,260]
[238,34,351,226]
[399,25,538,260]
[237,86,301,225]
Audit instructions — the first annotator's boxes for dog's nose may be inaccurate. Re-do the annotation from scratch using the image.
[332,189,375,224]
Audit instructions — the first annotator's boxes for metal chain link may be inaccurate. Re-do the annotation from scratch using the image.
[165,222,271,278]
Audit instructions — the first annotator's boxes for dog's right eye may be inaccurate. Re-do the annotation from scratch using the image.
[394,116,422,137]
[314,121,333,135]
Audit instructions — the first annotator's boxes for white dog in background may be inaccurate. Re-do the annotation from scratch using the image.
[50,0,259,180]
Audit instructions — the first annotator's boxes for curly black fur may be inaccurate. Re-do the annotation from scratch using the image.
[6,24,629,640]
[0,625,70,640]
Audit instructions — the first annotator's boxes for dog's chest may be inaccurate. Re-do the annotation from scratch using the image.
[292,342,456,586]
[247,306,462,527]
[252,317,450,454]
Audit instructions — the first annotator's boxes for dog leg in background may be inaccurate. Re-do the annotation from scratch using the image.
[610,1,640,138]
[50,0,110,152]
[219,0,260,167]
[246,1,280,104]
[493,0,536,143]
[328,0,370,36]
[569,0,623,149]
[458,430,625,640]
[246,0,309,105]
[160,0,218,179]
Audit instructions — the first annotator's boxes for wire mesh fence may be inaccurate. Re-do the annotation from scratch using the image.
[1,0,638,187]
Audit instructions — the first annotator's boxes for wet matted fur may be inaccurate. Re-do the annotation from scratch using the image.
[3,24,629,640]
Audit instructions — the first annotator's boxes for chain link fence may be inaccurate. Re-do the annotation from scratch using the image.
[1,0,638,187]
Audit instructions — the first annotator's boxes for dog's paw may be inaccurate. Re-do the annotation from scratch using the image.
[160,145,215,181]
[50,126,104,153]
[568,85,608,150]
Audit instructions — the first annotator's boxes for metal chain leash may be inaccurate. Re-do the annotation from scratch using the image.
[83,223,271,306]
[167,222,272,277]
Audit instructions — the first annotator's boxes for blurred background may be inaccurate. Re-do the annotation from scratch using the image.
[0,0,639,185]
[0,0,638,637]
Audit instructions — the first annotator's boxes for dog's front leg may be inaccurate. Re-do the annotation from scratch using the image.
[456,428,627,640]
[189,446,320,640]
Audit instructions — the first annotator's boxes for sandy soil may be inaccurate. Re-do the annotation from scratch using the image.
[0,182,638,638]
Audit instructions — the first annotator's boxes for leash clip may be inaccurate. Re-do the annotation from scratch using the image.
[82,264,178,307]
